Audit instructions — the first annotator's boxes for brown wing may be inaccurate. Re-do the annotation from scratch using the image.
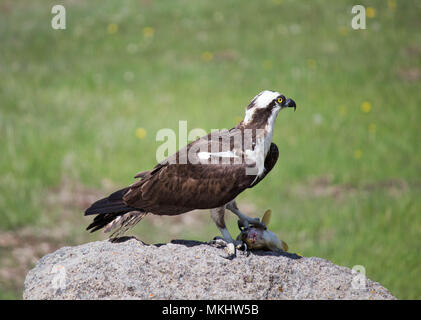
[122,132,277,216]
[123,129,253,214]
[123,163,255,215]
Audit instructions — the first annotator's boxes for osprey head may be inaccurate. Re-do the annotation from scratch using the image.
[243,90,296,125]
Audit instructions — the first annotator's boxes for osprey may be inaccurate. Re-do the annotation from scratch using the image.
[85,90,296,243]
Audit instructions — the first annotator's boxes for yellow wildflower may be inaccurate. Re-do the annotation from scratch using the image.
[366,7,376,18]
[143,26,155,38]
[201,51,213,62]
[307,59,316,69]
[361,101,372,113]
[135,128,147,139]
[388,0,396,10]
[107,23,118,34]
[354,149,362,160]
[339,26,348,36]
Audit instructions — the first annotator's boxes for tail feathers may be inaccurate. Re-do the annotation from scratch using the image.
[85,187,132,216]
[85,201,133,216]
[87,213,121,232]
[108,187,130,201]
[86,210,146,235]
[85,187,137,234]
[104,211,147,238]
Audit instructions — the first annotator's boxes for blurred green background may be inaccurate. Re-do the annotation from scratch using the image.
[0,0,420,299]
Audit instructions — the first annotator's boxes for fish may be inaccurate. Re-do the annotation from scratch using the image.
[236,209,288,252]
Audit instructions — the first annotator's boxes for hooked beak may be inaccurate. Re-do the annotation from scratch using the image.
[284,98,296,111]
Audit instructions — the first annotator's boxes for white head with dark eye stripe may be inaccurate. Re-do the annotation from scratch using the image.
[243,90,296,126]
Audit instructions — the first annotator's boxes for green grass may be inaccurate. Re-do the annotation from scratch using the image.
[1,0,420,299]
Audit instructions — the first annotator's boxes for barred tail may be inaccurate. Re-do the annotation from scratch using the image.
[85,187,144,235]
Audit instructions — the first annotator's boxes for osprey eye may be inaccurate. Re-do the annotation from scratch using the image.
[277,97,283,104]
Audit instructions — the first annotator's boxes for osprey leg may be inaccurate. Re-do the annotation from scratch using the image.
[226,200,266,229]
[210,206,248,259]
[210,206,236,243]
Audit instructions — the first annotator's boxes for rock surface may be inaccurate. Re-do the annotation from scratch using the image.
[23,237,396,300]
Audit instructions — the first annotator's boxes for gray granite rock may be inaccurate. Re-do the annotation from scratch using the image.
[23,237,396,300]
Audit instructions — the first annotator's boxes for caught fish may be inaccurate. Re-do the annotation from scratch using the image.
[236,209,288,252]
